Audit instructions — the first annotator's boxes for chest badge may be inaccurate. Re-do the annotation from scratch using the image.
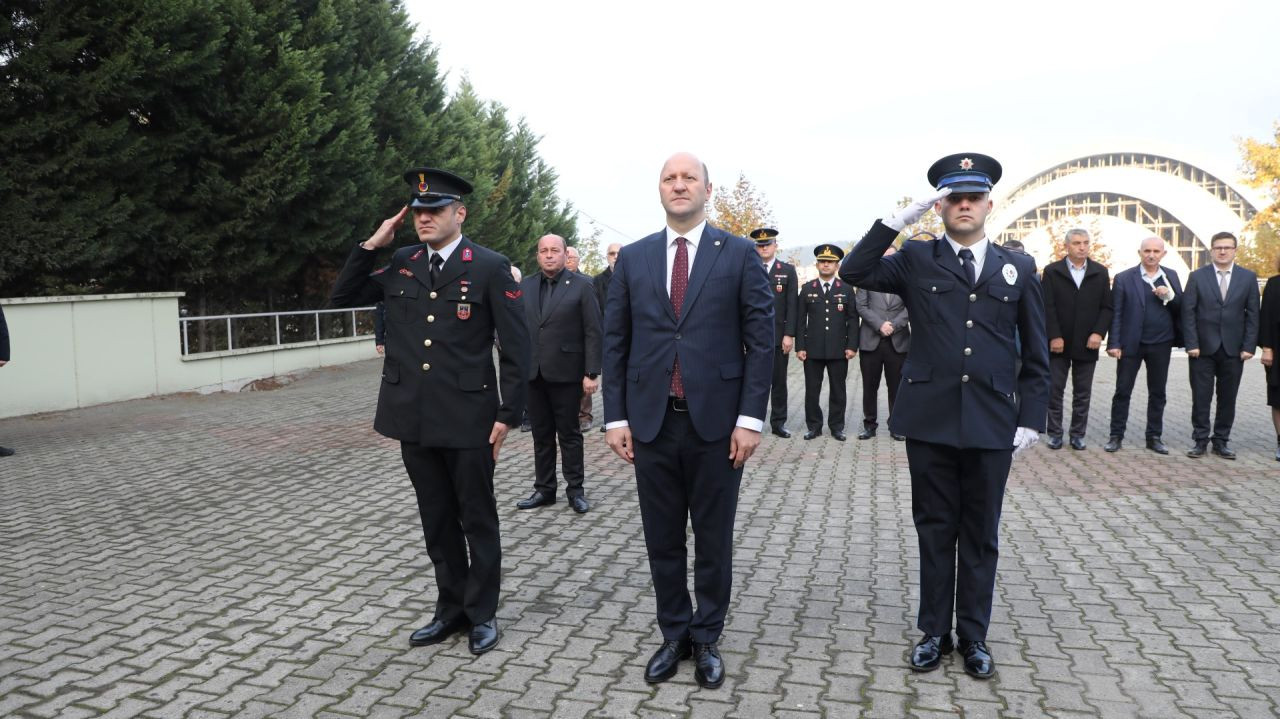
[456,303,472,320]
[1002,263,1018,285]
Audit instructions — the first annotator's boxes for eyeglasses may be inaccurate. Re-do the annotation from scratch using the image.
[1212,246,1235,251]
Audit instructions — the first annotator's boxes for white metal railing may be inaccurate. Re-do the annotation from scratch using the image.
[180,307,377,355]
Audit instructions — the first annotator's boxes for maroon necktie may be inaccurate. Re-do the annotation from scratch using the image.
[670,237,688,398]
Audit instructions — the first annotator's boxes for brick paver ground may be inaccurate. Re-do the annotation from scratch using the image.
[2,354,1279,718]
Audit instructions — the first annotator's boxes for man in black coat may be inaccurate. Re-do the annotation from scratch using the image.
[751,227,800,438]
[796,244,857,441]
[516,234,602,513]
[854,245,910,441]
[0,303,12,457]
[330,167,530,655]
[1181,231,1259,459]
[1041,229,1113,450]
[841,153,1050,680]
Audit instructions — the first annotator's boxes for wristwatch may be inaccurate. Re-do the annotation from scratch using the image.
[587,373,599,379]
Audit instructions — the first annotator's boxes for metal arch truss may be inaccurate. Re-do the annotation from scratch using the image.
[995,192,1209,268]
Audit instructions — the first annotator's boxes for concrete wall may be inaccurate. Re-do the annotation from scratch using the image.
[0,294,378,419]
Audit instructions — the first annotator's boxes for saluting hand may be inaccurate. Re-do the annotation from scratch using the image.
[489,421,510,461]
[362,206,410,250]
[884,188,951,231]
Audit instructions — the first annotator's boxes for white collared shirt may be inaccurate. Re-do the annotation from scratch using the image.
[944,234,990,279]
[664,221,705,295]
[1140,266,1175,304]
[1214,263,1235,296]
[1068,259,1087,288]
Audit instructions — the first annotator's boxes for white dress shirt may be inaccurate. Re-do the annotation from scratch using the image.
[944,234,990,279]
[1068,259,1087,288]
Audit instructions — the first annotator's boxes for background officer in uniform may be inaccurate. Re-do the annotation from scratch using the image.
[840,153,1049,680]
[751,227,799,438]
[796,244,857,441]
[330,168,530,656]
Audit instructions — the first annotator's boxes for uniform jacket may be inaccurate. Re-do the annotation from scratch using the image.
[602,224,774,444]
[330,236,530,448]
[855,287,910,354]
[765,259,800,343]
[1181,263,1259,357]
[1041,258,1113,361]
[520,269,602,383]
[795,277,857,359]
[0,303,9,362]
[1107,265,1183,352]
[839,221,1050,449]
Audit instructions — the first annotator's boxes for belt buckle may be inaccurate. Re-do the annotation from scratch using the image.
[670,397,689,412]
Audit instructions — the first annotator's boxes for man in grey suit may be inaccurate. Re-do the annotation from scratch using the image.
[854,244,910,441]
[1181,231,1259,459]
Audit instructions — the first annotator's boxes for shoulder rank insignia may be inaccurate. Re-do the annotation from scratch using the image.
[398,268,414,277]
[461,247,473,262]
[505,289,522,300]
[410,249,425,261]
[371,266,388,276]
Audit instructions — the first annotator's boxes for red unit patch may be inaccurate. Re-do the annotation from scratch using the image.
[398,268,414,277]
[461,247,473,262]
[505,289,522,300]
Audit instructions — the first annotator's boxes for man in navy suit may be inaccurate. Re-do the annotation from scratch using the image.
[1181,231,1259,459]
[840,153,1050,680]
[602,152,773,689]
[1104,237,1183,455]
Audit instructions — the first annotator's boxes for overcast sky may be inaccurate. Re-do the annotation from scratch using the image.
[402,1,1280,251]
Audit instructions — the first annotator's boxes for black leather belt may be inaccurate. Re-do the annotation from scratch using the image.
[668,396,689,412]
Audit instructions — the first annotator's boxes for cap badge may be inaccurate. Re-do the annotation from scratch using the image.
[417,173,428,192]
[959,158,974,170]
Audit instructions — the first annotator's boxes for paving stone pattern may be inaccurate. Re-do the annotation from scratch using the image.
[2,355,1279,718]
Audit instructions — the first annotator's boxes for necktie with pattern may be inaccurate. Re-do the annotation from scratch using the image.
[670,237,689,398]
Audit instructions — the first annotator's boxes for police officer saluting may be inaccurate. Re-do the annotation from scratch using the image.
[840,154,1050,679]
[796,244,857,441]
[330,168,531,655]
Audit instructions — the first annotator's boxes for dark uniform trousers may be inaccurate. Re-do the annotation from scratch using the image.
[905,439,1012,641]
[859,341,905,427]
[1108,342,1172,440]
[634,404,742,644]
[529,375,586,498]
[804,358,847,433]
[1047,356,1097,440]
[770,348,790,431]
[1189,346,1244,443]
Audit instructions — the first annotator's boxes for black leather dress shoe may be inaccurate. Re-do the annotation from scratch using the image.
[908,634,953,672]
[857,426,876,440]
[1104,437,1122,453]
[693,642,725,689]
[1146,436,1169,455]
[1045,435,1063,450]
[803,430,820,440]
[1212,442,1237,460]
[1186,441,1207,458]
[959,639,995,679]
[469,618,500,655]
[891,433,906,441]
[831,430,847,441]
[409,616,466,646]
[520,422,532,433]
[1069,437,1086,451]
[0,446,14,457]
[516,491,555,509]
[771,427,791,438]
[644,638,692,683]
[569,495,590,513]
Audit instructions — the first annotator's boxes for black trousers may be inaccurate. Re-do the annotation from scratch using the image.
[634,404,743,644]
[1108,341,1172,440]
[905,439,1012,641]
[803,357,848,432]
[400,442,500,624]
[859,341,905,427]
[1047,356,1098,439]
[769,346,789,430]
[527,375,585,497]
[1189,346,1244,443]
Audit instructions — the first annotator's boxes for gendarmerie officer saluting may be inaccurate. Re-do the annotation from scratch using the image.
[795,244,857,441]
[840,154,1050,679]
[750,228,800,438]
[330,168,530,655]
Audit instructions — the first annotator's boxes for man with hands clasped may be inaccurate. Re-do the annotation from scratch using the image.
[840,153,1050,680]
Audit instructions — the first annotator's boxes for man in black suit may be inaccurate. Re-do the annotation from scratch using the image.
[566,246,597,431]
[854,245,910,441]
[603,152,773,689]
[751,227,799,438]
[0,303,12,457]
[1104,237,1183,454]
[841,153,1050,680]
[330,168,530,655]
[1181,231,1259,459]
[1041,229,1113,451]
[595,242,621,310]
[796,244,857,441]
[516,234,602,512]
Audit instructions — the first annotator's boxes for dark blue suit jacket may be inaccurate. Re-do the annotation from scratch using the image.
[840,221,1050,449]
[602,224,774,443]
[1181,263,1259,356]
[1107,265,1183,353]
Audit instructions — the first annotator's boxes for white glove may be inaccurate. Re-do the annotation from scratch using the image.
[883,188,951,232]
[1012,427,1040,457]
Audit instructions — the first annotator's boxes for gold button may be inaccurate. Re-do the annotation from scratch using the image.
[427,315,435,323]
[969,294,977,302]
[961,374,970,383]
[964,348,972,356]
[424,339,432,347]
[430,291,438,299]
[422,363,431,371]
[966,320,973,328]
